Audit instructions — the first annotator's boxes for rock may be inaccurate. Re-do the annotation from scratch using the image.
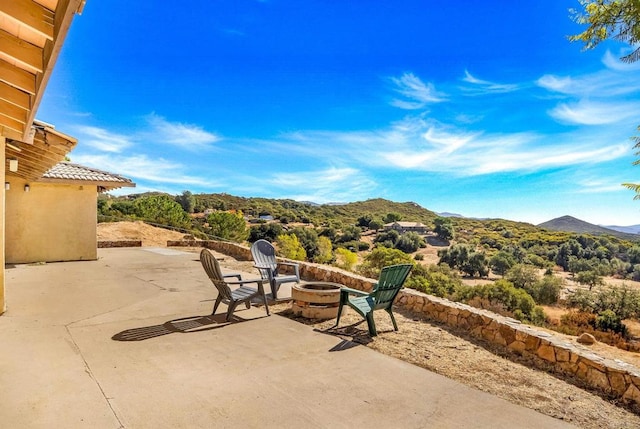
[577,333,597,345]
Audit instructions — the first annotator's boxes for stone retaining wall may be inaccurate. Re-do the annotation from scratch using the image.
[98,240,142,248]
[168,239,640,408]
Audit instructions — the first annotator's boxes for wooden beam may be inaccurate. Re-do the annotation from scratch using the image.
[0,99,28,125]
[25,0,83,141]
[0,28,43,73]
[0,59,35,94]
[0,124,22,141]
[0,113,25,135]
[0,81,30,110]
[0,0,55,41]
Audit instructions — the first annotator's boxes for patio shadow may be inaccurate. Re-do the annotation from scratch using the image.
[112,313,266,341]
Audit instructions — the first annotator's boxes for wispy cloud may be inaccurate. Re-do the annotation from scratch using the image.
[275,116,628,176]
[72,154,215,186]
[145,114,220,149]
[266,167,376,203]
[460,70,520,94]
[390,72,446,109]
[73,126,132,153]
[577,178,629,194]
[549,100,640,125]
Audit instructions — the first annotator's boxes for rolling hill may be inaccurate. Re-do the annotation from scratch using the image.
[537,215,639,241]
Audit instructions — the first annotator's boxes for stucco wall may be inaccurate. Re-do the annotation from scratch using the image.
[5,178,97,264]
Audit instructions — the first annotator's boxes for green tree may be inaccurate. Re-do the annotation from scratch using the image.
[490,251,516,277]
[395,232,426,253]
[276,234,307,261]
[384,212,402,223]
[358,246,414,278]
[368,219,384,231]
[434,216,454,241]
[175,190,195,213]
[290,227,320,260]
[505,264,538,292]
[314,236,334,264]
[133,195,190,228]
[576,270,605,290]
[570,0,640,63]
[248,223,283,243]
[207,211,248,242]
[334,248,357,271]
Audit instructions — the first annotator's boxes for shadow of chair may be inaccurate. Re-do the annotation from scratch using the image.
[250,239,300,300]
[200,248,270,321]
[334,264,412,336]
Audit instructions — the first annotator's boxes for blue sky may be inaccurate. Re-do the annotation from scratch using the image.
[37,1,640,226]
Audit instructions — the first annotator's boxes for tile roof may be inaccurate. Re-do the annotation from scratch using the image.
[40,162,135,191]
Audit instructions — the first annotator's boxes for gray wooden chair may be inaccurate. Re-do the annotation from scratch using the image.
[250,239,300,300]
[200,249,270,320]
[334,264,412,336]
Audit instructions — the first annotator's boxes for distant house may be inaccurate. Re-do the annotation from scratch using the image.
[259,215,274,221]
[383,221,428,234]
[5,162,135,264]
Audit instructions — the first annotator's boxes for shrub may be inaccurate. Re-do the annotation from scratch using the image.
[276,234,306,261]
[456,279,538,321]
[358,247,414,278]
[334,248,357,271]
[405,264,462,298]
[595,310,627,336]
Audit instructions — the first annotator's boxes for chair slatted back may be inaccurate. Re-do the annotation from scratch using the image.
[200,249,233,301]
[250,239,278,280]
[372,264,413,310]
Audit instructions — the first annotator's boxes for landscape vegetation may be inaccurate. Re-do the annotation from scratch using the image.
[99,191,640,352]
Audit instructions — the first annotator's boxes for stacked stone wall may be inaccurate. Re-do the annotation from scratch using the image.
[168,239,640,407]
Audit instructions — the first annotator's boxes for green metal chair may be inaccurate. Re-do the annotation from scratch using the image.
[334,264,412,336]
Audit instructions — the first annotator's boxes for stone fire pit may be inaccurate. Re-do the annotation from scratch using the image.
[291,282,343,319]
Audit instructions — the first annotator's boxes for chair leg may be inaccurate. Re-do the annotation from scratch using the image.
[261,291,271,316]
[366,312,378,336]
[226,301,238,321]
[334,301,344,328]
[245,300,251,309]
[212,296,223,316]
[271,281,278,300]
[387,308,398,331]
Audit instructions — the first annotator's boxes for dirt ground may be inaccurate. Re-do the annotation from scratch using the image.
[98,221,640,428]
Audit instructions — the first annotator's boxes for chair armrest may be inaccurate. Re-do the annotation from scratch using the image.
[223,273,242,281]
[339,286,370,297]
[278,262,300,278]
[227,278,265,287]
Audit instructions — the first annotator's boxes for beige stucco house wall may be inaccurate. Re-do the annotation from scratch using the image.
[5,178,98,264]
[4,163,135,264]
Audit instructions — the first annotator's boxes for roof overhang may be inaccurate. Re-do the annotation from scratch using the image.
[5,119,77,181]
[1,0,85,181]
[0,0,85,143]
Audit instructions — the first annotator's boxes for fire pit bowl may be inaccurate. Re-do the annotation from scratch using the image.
[291,282,343,319]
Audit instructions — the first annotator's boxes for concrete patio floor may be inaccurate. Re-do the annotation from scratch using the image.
[0,247,575,428]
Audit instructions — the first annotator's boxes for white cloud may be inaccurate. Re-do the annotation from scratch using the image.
[72,154,215,186]
[577,178,628,194]
[537,68,640,98]
[267,167,376,203]
[275,116,629,177]
[145,114,220,149]
[390,72,446,109]
[460,70,520,94]
[73,126,132,153]
[549,100,640,125]
[602,50,640,72]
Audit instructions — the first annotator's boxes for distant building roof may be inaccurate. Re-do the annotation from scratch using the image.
[384,221,426,228]
[39,162,136,192]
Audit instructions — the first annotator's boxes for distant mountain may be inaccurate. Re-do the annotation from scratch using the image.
[602,224,640,235]
[538,215,639,241]
[436,212,464,218]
